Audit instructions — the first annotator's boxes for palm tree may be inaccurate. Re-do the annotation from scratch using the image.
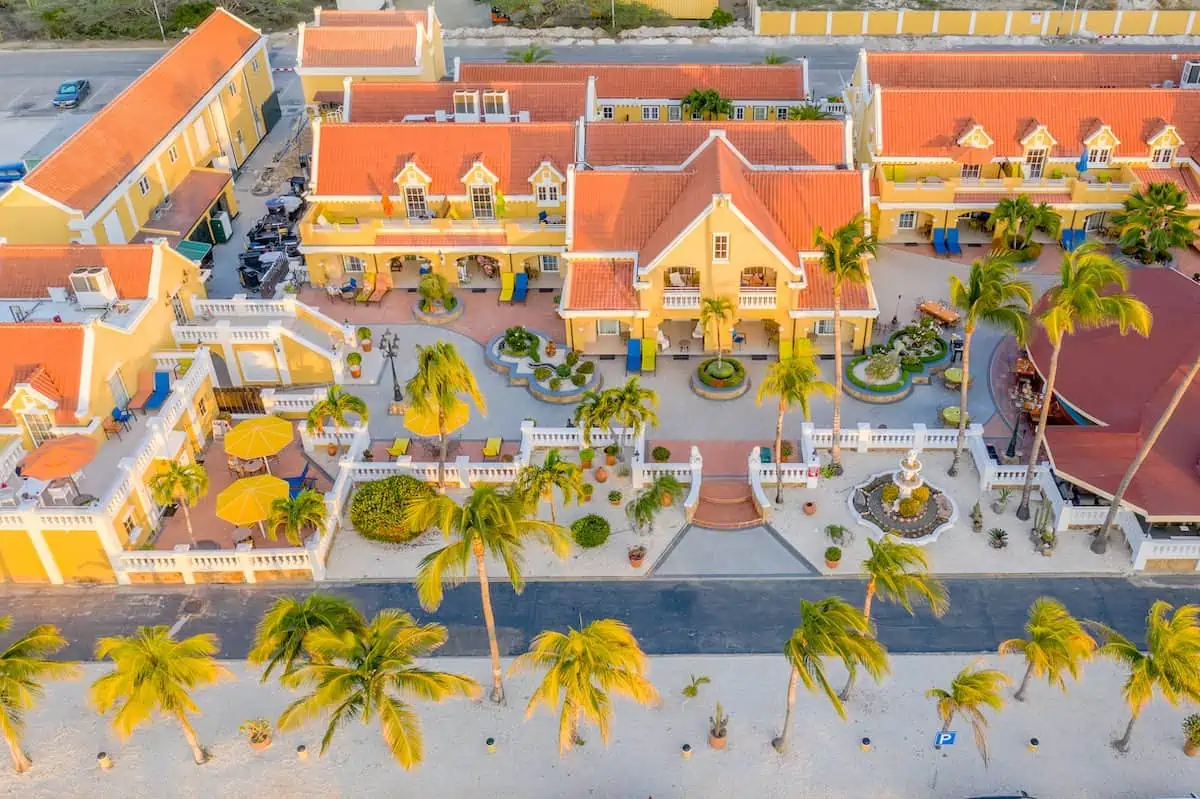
[755,340,834,502]
[987,194,1060,250]
[788,105,831,120]
[572,378,659,449]
[509,619,658,755]
[1094,600,1200,752]
[305,385,368,435]
[1016,242,1152,521]
[248,593,365,683]
[999,597,1096,703]
[148,461,208,548]
[506,44,553,63]
[0,616,79,773]
[699,295,736,369]
[681,88,733,120]
[90,627,233,765]
[514,448,584,524]
[946,253,1032,476]
[278,610,479,769]
[839,537,947,700]
[1112,182,1198,264]
[763,52,790,64]
[405,486,569,703]
[266,488,326,546]
[405,341,486,488]
[773,596,890,753]
[1094,352,1200,553]
[926,661,1010,765]
[814,214,877,475]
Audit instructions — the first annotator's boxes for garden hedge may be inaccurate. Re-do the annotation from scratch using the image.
[349,475,436,543]
[846,355,907,393]
[697,358,746,389]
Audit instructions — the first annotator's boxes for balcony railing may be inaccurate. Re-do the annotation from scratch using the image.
[663,289,701,310]
[738,290,777,310]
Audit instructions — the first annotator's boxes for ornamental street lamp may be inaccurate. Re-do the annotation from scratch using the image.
[378,330,403,403]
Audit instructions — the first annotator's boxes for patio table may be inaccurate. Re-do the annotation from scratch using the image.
[918,301,960,325]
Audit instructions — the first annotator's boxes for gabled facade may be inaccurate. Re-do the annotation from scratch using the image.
[0,9,272,248]
[298,6,446,105]
[344,79,588,123]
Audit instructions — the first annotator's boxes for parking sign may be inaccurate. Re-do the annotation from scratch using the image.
[934,731,957,746]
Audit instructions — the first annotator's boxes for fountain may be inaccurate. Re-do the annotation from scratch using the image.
[893,449,924,498]
[848,447,957,545]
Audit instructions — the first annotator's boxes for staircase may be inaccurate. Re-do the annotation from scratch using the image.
[690,480,763,530]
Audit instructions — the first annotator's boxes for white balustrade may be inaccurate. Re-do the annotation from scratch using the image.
[737,290,777,309]
[663,290,701,310]
[0,438,26,483]
[261,387,324,415]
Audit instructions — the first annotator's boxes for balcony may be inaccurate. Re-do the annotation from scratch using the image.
[878,166,1137,206]
[299,210,566,249]
[738,289,777,310]
[663,289,701,310]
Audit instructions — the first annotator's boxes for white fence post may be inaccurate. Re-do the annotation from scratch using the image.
[912,422,927,451]
[174,545,197,585]
[856,422,871,453]
[236,542,258,583]
[455,455,472,488]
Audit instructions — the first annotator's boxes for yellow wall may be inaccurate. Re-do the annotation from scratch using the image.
[757,8,1200,36]
[302,69,436,104]
[0,186,78,244]
[217,47,273,165]
[233,343,282,384]
[44,529,115,583]
[281,335,336,384]
[641,0,716,18]
[0,530,47,583]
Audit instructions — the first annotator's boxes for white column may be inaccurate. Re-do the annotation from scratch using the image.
[932,10,940,32]
[174,545,196,584]
[825,11,832,36]
[455,455,473,489]
[968,10,976,33]
[912,422,928,451]
[27,525,64,585]
[1003,10,1013,34]
[236,542,257,583]
[1113,9,1123,32]
[306,535,326,581]
[856,422,871,453]
[896,9,905,33]
[789,11,796,33]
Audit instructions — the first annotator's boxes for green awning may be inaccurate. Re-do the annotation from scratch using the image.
[175,240,212,263]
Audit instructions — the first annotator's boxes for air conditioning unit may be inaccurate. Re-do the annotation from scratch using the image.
[69,266,118,309]
[1182,61,1200,87]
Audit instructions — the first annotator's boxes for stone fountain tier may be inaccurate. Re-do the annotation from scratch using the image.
[893,448,925,498]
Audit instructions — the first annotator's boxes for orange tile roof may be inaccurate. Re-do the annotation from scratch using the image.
[565,260,638,311]
[316,9,426,27]
[459,63,807,101]
[569,171,691,254]
[22,10,260,214]
[584,121,845,167]
[866,51,1200,89]
[313,122,575,196]
[953,192,1071,205]
[349,82,586,123]
[877,88,1200,159]
[1130,165,1200,205]
[793,266,872,311]
[0,324,86,426]
[375,232,507,247]
[301,26,417,68]
[0,244,156,299]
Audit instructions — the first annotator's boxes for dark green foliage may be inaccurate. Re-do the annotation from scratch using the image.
[349,476,436,543]
[571,514,610,548]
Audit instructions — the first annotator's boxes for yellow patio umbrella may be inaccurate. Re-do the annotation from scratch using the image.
[224,416,293,473]
[216,474,288,537]
[403,401,470,438]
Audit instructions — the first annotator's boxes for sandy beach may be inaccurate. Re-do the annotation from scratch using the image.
[2,653,1198,798]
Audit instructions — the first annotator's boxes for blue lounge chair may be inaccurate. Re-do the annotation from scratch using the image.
[932,227,947,255]
[625,338,642,374]
[760,447,773,464]
[945,227,962,255]
[111,406,133,426]
[512,272,529,303]
[143,371,171,411]
[286,463,313,498]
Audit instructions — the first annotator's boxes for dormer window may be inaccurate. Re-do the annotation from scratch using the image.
[535,182,560,206]
[1087,147,1111,167]
[469,185,494,220]
[482,90,507,116]
[453,91,478,116]
[404,186,428,219]
[1151,146,1176,166]
[1024,148,1048,179]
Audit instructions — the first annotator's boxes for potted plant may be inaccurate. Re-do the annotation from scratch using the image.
[1183,714,1200,756]
[357,326,373,352]
[346,351,363,379]
[652,446,671,463]
[594,465,608,483]
[580,448,595,469]
[988,528,1008,549]
[780,441,794,462]
[604,444,619,466]
[545,340,557,357]
[608,490,622,506]
[581,483,594,503]
[653,474,685,508]
[825,524,850,546]
[991,488,1011,515]
[628,544,646,568]
[970,501,984,533]
[240,719,273,751]
[824,546,842,568]
[708,702,728,750]
[803,500,818,516]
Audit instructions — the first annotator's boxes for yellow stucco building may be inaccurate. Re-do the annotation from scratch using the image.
[0,9,275,249]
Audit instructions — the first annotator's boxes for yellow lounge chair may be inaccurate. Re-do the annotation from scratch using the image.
[498,272,515,302]
[386,437,410,458]
[779,338,794,360]
[640,342,656,373]
[482,437,502,460]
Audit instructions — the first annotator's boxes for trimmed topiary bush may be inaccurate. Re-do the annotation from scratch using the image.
[912,485,931,503]
[651,446,671,462]
[881,483,900,503]
[550,377,563,390]
[577,361,595,375]
[898,497,923,517]
[555,363,572,378]
[571,514,611,548]
[533,366,552,382]
[697,358,746,389]
[565,351,580,367]
[349,475,436,543]
[570,373,587,387]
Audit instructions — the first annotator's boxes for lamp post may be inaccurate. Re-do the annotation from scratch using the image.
[1005,412,1021,460]
[378,330,403,403]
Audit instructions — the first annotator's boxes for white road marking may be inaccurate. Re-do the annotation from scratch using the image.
[4,87,30,112]
[167,615,190,636]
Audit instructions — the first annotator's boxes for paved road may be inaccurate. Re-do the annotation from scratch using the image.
[4,575,1200,661]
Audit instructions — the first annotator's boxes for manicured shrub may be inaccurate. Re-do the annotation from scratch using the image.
[824,546,842,563]
[898,497,923,517]
[503,326,537,357]
[651,446,671,462]
[900,355,924,373]
[349,475,436,543]
[533,366,552,382]
[697,358,746,389]
[577,361,595,375]
[570,373,587,387]
[555,363,572,378]
[865,351,899,381]
[912,485,931,503]
[550,377,563,390]
[346,352,362,366]
[565,351,580,367]
[881,484,900,503]
[571,514,611,548]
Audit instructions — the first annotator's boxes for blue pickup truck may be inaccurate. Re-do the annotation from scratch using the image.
[0,162,26,190]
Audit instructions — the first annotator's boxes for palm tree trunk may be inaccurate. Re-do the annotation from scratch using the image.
[830,286,844,475]
[1013,662,1034,702]
[1114,711,1138,752]
[774,400,786,504]
[839,581,876,701]
[547,495,557,525]
[5,733,31,773]
[948,326,974,477]
[180,501,197,547]
[1017,342,1061,520]
[772,666,799,753]
[175,711,209,764]
[437,416,447,491]
[473,540,505,704]
[1092,353,1200,554]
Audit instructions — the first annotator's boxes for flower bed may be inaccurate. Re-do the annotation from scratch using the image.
[485,327,599,403]
[690,357,749,400]
[412,295,464,325]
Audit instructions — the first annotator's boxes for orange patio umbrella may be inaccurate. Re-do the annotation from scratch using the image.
[22,434,99,480]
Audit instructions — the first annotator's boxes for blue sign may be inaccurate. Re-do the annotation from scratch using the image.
[934,731,957,747]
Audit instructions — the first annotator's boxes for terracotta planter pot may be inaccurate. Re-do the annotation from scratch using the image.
[349,365,362,379]
[803,501,817,516]
[825,557,841,569]
[609,498,621,506]
[251,737,272,751]
[628,549,645,567]
[605,453,617,466]
[545,342,557,357]
[580,458,593,469]
[1186,739,1199,757]
[708,733,727,750]
[326,443,338,457]
[661,493,674,508]
[594,466,608,483]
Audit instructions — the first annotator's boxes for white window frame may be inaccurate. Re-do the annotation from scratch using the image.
[1024,148,1048,179]
[404,186,428,219]
[641,105,660,121]
[167,145,179,164]
[251,57,260,73]
[228,83,237,97]
[453,91,478,116]
[342,255,366,273]
[1182,61,1200,86]
[712,233,730,262]
[538,255,560,273]
[1151,146,1175,166]
[1087,147,1111,167]
[668,105,682,121]
[815,319,836,336]
[733,106,745,121]
[601,105,614,120]
[482,90,507,116]
[691,109,702,121]
[535,182,560,206]
[235,130,245,150]
[136,175,151,196]
[960,164,982,181]
[776,106,789,119]
[897,211,918,230]
[20,411,54,447]
[752,106,768,121]
[596,320,620,336]
[470,185,495,220]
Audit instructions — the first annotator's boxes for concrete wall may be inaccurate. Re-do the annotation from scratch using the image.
[755,7,1200,36]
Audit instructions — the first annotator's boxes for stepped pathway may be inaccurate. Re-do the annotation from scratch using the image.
[691,480,763,529]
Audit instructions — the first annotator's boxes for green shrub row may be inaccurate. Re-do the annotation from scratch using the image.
[845,356,908,394]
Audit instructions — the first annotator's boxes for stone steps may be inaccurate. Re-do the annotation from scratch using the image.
[692,480,763,529]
